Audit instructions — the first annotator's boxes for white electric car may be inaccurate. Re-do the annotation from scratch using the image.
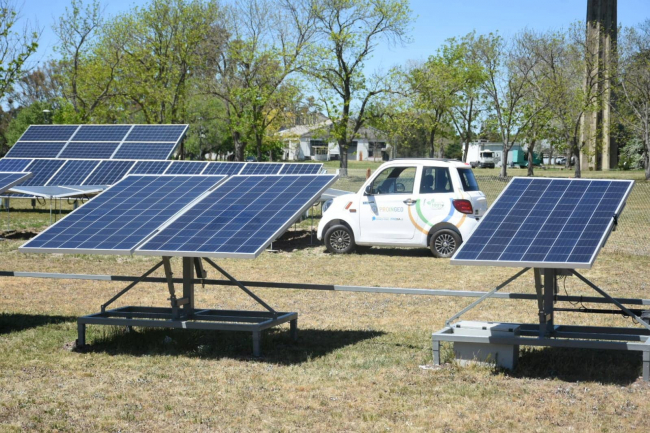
[317,159,488,257]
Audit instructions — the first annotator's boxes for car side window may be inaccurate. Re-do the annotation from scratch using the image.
[419,167,453,194]
[371,167,417,194]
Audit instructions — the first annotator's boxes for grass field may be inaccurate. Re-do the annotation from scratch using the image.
[0,162,649,431]
[1,226,650,430]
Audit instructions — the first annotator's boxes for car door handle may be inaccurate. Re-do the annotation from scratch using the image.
[403,198,417,205]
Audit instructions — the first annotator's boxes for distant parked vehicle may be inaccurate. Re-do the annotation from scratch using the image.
[469,150,495,169]
[246,156,257,162]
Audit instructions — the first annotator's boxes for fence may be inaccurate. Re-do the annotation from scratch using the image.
[330,169,650,257]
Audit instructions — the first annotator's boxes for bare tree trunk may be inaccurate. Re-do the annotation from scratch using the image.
[339,141,349,177]
[256,134,263,161]
[574,140,582,178]
[429,128,435,158]
[439,138,445,159]
[527,139,536,177]
[233,131,245,161]
[500,143,508,178]
[644,138,649,180]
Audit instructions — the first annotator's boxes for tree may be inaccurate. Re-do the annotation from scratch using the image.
[475,32,545,178]
[206,0,315,161]
[306,0,411,175]
[0,0,39,154]
[616,20,650,179]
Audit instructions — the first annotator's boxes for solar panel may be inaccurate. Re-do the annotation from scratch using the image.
[59,142,120,159]
[6,142,66,158]
[83,160,135,186]
[20,159,66,186]
[0,172,32,195]
[136,174,338,258]
[46,160,100,186]
[8,185,103,199]
[202,162,245,175]
[451,177,634,269]
[71,125,132,141]
[240,163,283,175]
[129,160,172,174]
[19,125,79,141]
[20,175,226,255]
[165,161,208,175]
[124,125,187,142]
[112,143,177,160]
[0,158,33,172]
[279,163,323,175]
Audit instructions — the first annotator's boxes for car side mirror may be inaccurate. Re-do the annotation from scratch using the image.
[364,185,373,195]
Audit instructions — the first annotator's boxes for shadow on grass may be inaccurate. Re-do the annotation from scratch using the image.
[0,313,77,334]
[84,327,384,365]
[505,346,643,385]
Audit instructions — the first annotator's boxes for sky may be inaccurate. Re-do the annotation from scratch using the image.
[20,0,650,73]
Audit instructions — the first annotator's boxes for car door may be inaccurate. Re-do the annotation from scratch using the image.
[358,165,418,242]
[413,166,457,234]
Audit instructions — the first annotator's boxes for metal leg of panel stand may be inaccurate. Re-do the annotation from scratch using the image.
[182,257,195,315]
[77,322,86,347]
[252,331,261,357]
[644,352,649,382]
[541,268,556,337]
[290,319,298,341]
[432,337,441,365]
[49,198,53,225]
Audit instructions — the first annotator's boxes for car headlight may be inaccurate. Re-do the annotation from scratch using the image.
[322,199,333,213]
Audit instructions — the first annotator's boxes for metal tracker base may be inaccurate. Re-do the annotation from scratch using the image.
[432,323,650,381]
[77,306,298,357]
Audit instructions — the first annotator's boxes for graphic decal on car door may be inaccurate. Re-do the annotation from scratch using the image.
[407,198,467,235]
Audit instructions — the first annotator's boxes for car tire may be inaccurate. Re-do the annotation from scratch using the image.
[324,224,355,254]
[429,229,461,258]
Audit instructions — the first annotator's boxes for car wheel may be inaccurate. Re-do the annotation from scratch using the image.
[325,224,355,254]
[429,229,461,258]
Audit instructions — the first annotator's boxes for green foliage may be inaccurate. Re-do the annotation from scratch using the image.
[618,139,644,170]
[444,141,462,160]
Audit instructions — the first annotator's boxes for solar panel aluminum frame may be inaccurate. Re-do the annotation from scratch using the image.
[450,177,635,270]
[134,174,339,260]
[8,185,105,199]
[0,172,33,194]
[18,174,228,256]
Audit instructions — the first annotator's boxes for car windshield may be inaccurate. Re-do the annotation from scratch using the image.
[457,168,480,192]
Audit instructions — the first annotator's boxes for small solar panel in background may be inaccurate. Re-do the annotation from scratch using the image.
[202,162,245,175]
[279,163,322,174]
[59,142,121,159]
[19,125,79,141]
[83,160,136,186]
[20,159,66,186]
[5,142,67,158]
[71,125,132,141]
[46,160,100,186]
[0,158,33,172]
[112,143,177,160]
[129,160,172,174]
[240,163,283,175]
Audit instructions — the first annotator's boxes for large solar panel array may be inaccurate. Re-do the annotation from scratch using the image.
[0,158,32,172]
[0,172,32,195]
[21,175,226,254]
[5,124,188,160]
[138,175,337,258]
[21,173,337,258]
[451,177,634,269]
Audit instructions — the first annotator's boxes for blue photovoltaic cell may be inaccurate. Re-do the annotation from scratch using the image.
[112,143,176,160]
[20,125,79,141]
[130,160,172,174]
[279,163,322,175]
[137,174,337,258]
[21,175,225,254]
[47,160,100,186]
[59,142,121,159]
[124,125,187,142]
[0,158,33,172]
[72,125,131,141]
[240,163,283,175]
[165,161,208,175]
[451,177,634,269]
[202,162,245,175]
[6,141,66,158]
[83,160,135,186]
[20,159,66,186]
[0,172,32,194]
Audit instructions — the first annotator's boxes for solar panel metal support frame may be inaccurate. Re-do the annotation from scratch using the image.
[76,256,298,357]
[432,266,650,381]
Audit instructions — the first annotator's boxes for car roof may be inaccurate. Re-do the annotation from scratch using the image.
[387,158,471,168]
